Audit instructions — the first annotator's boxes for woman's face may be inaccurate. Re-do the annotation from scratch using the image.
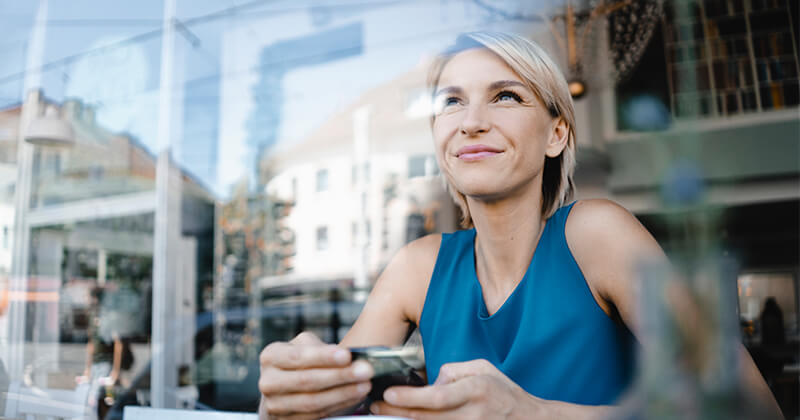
[432,48,566,202]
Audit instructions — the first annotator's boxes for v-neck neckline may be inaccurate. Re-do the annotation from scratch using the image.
[470,218,551,319]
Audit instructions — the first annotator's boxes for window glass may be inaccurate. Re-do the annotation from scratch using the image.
[316,169,328,192]
[0,1,797,417]
[408,155,427,179]
[739,272,798,337]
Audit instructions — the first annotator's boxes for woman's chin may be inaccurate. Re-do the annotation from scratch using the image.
[459,186,514,202]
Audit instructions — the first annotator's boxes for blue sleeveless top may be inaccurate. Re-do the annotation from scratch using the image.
[419,202,635,405]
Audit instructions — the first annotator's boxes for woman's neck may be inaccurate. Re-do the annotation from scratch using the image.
[467,180,546,301]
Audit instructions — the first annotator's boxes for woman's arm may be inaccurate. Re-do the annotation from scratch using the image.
[566,199,782,419]
[340,233,440,348]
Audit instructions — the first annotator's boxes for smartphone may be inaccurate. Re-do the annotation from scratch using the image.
[349,346,426,401]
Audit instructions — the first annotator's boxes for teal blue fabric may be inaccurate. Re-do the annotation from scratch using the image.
[419,202,635,405]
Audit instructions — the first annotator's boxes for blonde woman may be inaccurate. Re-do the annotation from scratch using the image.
[258,32,780,419]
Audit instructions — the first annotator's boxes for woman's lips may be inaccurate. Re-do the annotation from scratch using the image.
[459,151,500,161]
[456,144,503,161]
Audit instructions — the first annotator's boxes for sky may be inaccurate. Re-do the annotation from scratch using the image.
[0,0,559,198]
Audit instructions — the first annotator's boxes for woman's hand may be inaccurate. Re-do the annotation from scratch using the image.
[258,332,374,420]
[370,359,551,419]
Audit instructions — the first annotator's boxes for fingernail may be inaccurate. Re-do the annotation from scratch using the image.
[357,382,371,394]
[352,361,372,379]
[370,403,380,414]
[383,389,396,404]
[333,349,349,364]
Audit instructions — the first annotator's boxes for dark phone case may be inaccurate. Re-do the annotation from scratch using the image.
[367,369,426,401]
[350,347,426,401]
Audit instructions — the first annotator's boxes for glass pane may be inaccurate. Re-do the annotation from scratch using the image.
[0,2,164,418]
[26,214,154,415]
[1,0,798,418]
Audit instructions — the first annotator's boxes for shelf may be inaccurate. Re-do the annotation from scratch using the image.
[662,0,799,119]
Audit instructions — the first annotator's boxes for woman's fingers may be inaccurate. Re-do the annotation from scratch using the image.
[382,380,473,410]
[290,331,324,346]
[435,359,495,384]
[264,380,372,415]
[260,340,350,369]
[258,332,371,417]
[259,360,373,394]
[370,402,442,420]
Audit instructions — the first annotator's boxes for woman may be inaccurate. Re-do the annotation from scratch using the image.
[258,32,780,419]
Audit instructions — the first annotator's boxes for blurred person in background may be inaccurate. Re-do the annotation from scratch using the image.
[761,297,786,347]
[256,32,782,419]
[81,286,134,420]
[752,297,788,389]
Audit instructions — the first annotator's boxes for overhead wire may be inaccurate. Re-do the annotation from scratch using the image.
[0,0,410,86]
[0,0,281,85]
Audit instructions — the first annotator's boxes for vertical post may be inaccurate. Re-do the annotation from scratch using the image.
[5,0,48,393]
[152,0,184,408]
[352,106,370,303]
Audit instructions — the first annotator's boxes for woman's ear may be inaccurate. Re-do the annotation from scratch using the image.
[545,118,569,158]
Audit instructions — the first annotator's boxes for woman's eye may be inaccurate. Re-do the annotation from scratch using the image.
[435,96,461,114]
[444,97,460,106]
[496,91,522,103]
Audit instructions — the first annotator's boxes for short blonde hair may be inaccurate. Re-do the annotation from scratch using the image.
[428,32,576,228]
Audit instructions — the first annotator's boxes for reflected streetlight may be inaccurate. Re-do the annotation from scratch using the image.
[24,105,75,148]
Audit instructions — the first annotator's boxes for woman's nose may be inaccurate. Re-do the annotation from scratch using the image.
[459,103,490,136]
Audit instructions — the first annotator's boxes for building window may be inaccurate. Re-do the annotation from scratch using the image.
[409,155,438,178]
[426,155,439,176]
[616,0,799,131]
[316,169,328,192]
[352,162,370,185]
[351,221,370,247]
[316,226,328,251]
[50,153,61,175]
[408,155,427,178]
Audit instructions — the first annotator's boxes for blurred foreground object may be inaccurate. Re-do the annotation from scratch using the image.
[614,256,776,419]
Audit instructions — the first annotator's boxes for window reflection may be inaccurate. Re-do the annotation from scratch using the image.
[0,0,797,417]
[25,93,157,209]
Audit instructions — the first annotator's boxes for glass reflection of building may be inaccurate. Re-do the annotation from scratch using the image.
[1,87,215,412]
[255,66,458,342]
[0,0,797,417]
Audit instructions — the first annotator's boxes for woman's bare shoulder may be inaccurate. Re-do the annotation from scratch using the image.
[399,233,442,271]
[565,199,656,256]
[564,198,659,254]
[564,198,665,320]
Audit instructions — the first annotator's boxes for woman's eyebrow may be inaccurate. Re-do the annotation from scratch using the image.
[434,86,463,97]
[488,80,528,91]
[434,80,528,97]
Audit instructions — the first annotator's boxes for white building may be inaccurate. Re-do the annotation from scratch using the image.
[260,65,458,290]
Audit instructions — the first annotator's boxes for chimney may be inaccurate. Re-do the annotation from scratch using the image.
[25,89,42,109]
